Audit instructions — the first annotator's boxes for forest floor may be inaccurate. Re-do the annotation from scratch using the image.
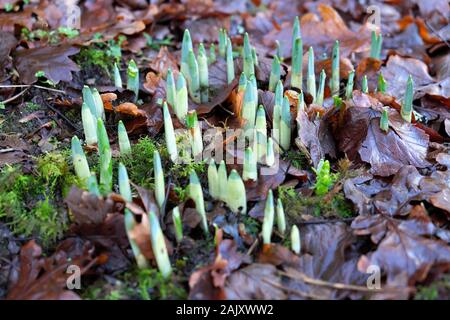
[0,0,449,300]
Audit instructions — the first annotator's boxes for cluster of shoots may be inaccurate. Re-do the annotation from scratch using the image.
[81,85,105,145]
[273,81,292,151]
[208,160,246,214]
[401,75,414,123]
[261,190,299,253]
[312,159,336,196]
[127,60,139,101]
[180,30,213,104]
[370,31,383,60]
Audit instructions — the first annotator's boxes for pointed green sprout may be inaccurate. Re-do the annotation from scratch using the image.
[217,160,227,202]
[97,118,112,194]
[361,75,368,94]
[71,136,91,184]
[209,43,216,64]
[313,159,334,196]
[198,43,209,103]
[268,55,281,92]
[242,32,254,78]
[87,174,100,196]
[331,40,340,96]
[118,162,132,202]
[243,147,257,181]
[148,209,172,278]
[186,111,203,158]
[226,37,235,85]
[121,165,148,270]
[252,47,258,67]
[83,85,97,119]
[291,225,300,254]
[380,107,389,132]
[153,150,165,210]
[292,16,301,56]
[315,69,326,105]
[163,102,177,162]
[262,190,275,245]
[208,159,219,199]
[226,169,247,214]
[275,40,282,61]
[297,91,305,118]
[272,80,283,148]
[118,120,131,155]
[92,88,105,121]
[175,74,188,121]
[370,31,383,60]
[242,79,257,130]
[113,63,122,88]
[172,206,183,243]
[250,73,258,102]
[291,37,303,91]
[81,102,97,145]
[276,198,286,235]
[187,50,201,103]
[345,71,355,99]
[218,28,227,58]
[256,131,267,163]
[255,104,267,132]
[280,96,291,151]
[166,68,176,107]
[255,105,267,161]
[238,72,247,93]
[377,73,386,93]
[401,75,414,123]
[189,170,208,234]
[266,137,275,167]
[125,210,148,269]
[307,47,316,101]
[181,29,193,78]
[127,59,139,102]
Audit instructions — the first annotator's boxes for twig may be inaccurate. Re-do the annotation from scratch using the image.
[425,20,450,48]
[280,268,411,294]
[0,148,15,153]
[246,237,259,256]
[0,84,66,94]
[1,88,29,104]
[297,217,354,225]
[262,278,327,300]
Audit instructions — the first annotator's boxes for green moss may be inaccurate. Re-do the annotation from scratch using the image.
[0,151,77,246]
[239,215,260,238]
[283,150,308,169]
[82,267,187,300]
[278,185,354,219]
[415,276,450,300]
[75,36,126,73]
[120,137,158,189]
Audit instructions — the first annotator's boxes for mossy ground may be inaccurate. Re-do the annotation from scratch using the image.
[0,151,78,246]
[81,267,187,300]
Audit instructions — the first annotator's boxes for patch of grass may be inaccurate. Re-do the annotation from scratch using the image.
[0,151,77,246]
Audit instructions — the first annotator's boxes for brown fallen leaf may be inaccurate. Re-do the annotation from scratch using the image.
[13,45,80,84]
[353,214,450,294]
[7,239,96,300]
[189,229,250,300]
[335,92,430,176]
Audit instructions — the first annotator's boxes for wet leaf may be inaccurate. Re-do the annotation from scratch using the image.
[14,45,80,84]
